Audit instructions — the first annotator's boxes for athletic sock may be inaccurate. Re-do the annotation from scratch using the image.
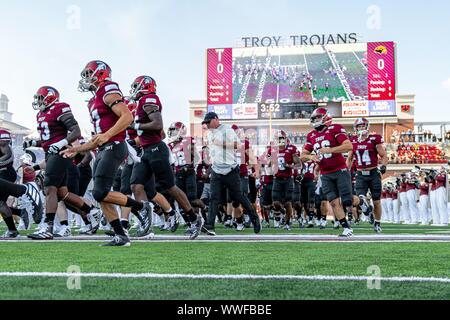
[121,219,130,230]
[126,197,143,212]
[60,220,69,226]
[4,217,17,232]
[374,220,381,227]
[110,219,126,237]
[236,216,244,224]
[339,218,350,229]
[44,213,56,233]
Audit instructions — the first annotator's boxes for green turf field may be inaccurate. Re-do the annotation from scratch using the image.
[0,222,449,300]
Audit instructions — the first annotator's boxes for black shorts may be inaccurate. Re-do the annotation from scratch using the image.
[301,178,316,206]
[355,169,382,201]
[113,167,122,192]
[44,153,71,188]
[321,169,353,206]
[0,165,17,202]
[66,163,80,195]
[131,141,175,191]
[175,168,197,201]
[272,177,294,203]
[120,163,133,195]
[248,176,257,204]
[93,142,127,197]
[292,180,301,203]
[260,182,273,206]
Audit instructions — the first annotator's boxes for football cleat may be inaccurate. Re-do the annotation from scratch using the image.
[319,219,327,230]
[1,230,20,239]
[284,224,291,231]
[87,208,101,234]
[189,216,203,240]
[339,228,353,238]
[359,195,370,216]
[19,183,43,224]
[374,225,382,234]
[137,202,153,237]
[169,213,179,233]
[159,221,170,231]
[27,230,53,240]
[79,224,96,235]
[101,235,131,247]
[236,223,245,231]
[54,225,72,238]
[251,215,261,234]
[333,221,340,230]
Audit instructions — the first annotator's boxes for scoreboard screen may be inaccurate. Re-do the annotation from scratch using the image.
[207,42,396,119]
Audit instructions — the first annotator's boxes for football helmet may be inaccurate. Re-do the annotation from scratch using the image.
[354,118,370,139]
[274,130,287,147]
[130,76,157,100]
[0,129,11,142]
[167,122,187,143]
[78,60,112,92]
[32,86,60,111]
[310,108,332,130]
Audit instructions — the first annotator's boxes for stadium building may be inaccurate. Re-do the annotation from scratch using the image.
[188,42,448,174]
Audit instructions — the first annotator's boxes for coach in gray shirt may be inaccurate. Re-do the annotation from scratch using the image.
[202,112,261,233]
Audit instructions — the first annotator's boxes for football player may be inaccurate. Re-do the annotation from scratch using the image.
[346,118,388,233]
[300,160,319,228]
[168,121,204,228]
[259,146,274,227]
[0,176,43,238]
[0,129,21,237]
[268,130,301,230]
[230,125,258,231]
[62,61,153,246]
[128,75,203,239]
[25,86,101,240]
[301,108,354,237]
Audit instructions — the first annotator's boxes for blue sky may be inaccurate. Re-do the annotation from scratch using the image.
[0,0,449,134]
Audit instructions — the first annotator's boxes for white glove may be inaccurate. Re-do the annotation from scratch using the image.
[48,139,69,155]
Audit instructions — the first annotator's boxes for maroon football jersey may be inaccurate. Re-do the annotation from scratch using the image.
[236,139,251,177]
[392,190,398,200]
[351,134,384,170]
[419,183,429,196]
[88,81,125,143]
[268,144,299,178]
[399,182,407,193]
[36,102,73,152]
[135,94,163,147]
[436,173,447,189]
[169,136,195,172]
[302,160,317,180]
[304,124,349,175]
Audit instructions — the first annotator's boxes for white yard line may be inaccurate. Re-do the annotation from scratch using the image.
[0,272,449,284]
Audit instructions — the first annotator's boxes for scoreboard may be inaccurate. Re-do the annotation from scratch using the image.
[207,42,397,119]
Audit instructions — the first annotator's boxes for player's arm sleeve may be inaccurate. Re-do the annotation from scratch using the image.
[60,113,81,144]
[334,126,349,144]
